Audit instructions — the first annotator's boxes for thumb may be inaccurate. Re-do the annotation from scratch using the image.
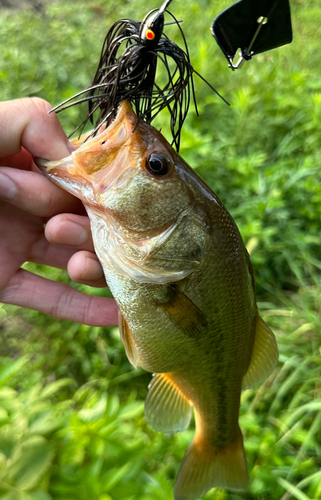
[0,97,73,161]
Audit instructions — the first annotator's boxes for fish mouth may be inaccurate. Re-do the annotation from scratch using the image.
[34,100,138,203]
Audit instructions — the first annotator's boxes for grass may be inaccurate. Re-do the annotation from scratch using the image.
[0,0,321,499]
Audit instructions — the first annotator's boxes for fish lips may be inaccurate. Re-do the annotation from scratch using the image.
[34,100,138,204]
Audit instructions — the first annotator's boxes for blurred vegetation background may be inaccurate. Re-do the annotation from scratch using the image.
[0,0,320,499]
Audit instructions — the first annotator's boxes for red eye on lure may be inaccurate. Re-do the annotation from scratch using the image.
[145,29,155,40]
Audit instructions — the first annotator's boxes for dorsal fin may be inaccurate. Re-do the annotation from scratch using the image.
[145,373,192,434]
[118,311,138,368]
[242,314,278,389]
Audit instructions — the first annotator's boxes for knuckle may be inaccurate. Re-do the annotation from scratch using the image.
[25,97,52,116]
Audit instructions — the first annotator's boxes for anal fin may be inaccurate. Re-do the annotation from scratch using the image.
[242,314,278,389]
[145,373,192,433]
[119,311,138,368]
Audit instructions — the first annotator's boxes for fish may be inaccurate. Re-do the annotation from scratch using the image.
[35,100,278,500]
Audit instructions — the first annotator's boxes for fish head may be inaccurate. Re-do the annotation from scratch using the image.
[36,100,194,233]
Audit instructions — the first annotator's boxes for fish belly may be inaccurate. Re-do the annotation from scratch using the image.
[105,270,199,373]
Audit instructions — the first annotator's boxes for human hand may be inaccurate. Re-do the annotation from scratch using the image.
[0,97,118,326]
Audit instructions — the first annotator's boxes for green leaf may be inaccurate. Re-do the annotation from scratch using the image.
[0,493,51,500]
[103,463,132,491]
[29,409,65,435]
[1,493,29,500]
[0,429,18,459]
[27,492,52,500]
[0,405,9,424]
[118,401,144,420]
[78,395,107,423]
[277,477,311,500]
[6,436,53,491]
[40,378,74,399]
[0,356,29,387]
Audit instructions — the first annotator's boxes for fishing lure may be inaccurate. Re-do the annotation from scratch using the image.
[51,0,227,151]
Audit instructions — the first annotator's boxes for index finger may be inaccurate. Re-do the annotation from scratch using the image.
[0,97,73,161]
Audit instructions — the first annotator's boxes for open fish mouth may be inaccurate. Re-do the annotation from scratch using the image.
[34,100,139,203]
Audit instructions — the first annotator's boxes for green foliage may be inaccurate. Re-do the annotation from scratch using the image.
[1,281,321,499]
[0,0,321,499]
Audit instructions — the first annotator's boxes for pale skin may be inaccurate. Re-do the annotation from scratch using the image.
[0,97,118,326]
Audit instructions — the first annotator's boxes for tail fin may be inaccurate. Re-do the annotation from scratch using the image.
[174,427,248,500]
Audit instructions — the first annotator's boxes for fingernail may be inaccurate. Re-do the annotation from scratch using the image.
[64,221,88,245]
[0,172,18,201]
[67,141,76,153]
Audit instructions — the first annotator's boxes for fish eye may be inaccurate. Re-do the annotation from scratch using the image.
[146,152,171,177]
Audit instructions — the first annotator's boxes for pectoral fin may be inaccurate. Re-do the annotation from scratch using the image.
[157,286,207,339]
[145,373,192,433]
[118,311,138,368]
[242,314,278,389]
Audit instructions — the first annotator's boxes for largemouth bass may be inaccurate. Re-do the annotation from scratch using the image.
[36,100,278,500]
